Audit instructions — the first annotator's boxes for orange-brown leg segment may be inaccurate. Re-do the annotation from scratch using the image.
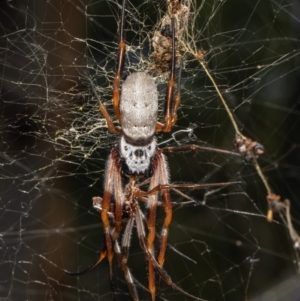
[64,248,107,276]
[170,60,183,126]
[135,205,206,301]
[156,17,182,133]
[119,217,139,301]
[101,148,123,279]
[99,104,122,135]
[101,153,115,278]
[147,206,157,301]
[163,17,176,132]
[89,77,122,135]
[91,195,141,300]
[113,0,126,122]
[110,163,124,242]
[147,160,160,301]
[157,154,172,267]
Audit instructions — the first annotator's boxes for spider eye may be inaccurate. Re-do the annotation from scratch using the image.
[134,149,144,157]
[124,145,128,151]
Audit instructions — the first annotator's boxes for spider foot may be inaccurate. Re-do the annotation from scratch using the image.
[64,248,107,276]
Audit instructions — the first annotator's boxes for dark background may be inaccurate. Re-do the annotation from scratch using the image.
[1,0,300,300]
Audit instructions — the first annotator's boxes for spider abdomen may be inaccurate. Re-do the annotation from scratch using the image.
[120,72,158,144]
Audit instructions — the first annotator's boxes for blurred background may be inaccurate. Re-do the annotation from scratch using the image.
[1,0,300,300]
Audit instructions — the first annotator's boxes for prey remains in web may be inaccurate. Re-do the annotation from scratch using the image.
[64,0,240,300]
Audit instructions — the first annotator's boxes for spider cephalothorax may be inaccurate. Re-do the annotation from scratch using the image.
[119,135,157,175]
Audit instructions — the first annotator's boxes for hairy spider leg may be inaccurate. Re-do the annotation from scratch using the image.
[135,204,206,301]
[99,148,135,296]
[138,151,240,270]
[146,156,160,300]
[156,153,172,268]
[66,196,140,300]
[101,149,123,279]
[65,168,237,300]
[161,144,241,157]
[136,150,238,301]
[110,157,125,244]
[119,215,139,300]
[113,0,126,122]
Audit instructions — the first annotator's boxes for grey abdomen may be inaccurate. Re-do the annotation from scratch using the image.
[120,72,158,144]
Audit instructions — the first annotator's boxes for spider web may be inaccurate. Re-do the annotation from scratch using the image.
[1,0,300,300]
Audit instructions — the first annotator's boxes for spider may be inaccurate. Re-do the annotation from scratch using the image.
[65,0,239,300]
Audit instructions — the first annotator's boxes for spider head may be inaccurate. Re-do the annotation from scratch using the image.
[120,136,156,175]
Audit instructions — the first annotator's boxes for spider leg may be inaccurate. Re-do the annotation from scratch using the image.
[156,153,172,268]
[89,78,122,135]
[135,205,207,301]
[64,248,107,276]
[147,162,160,300]
[96,194,194,299]
[108,173,139,299]
[95,192,151,300]
[156,17,181,133]
[170,59,183,126]
[101,149,122,278]
[64,150,120,279]
[136,171,239,276]
[64,195,114,276]
[138,195,196,207]
[115,237,153,298]
[163,17,176,132]
[170,188,197,206]
[113,0,126,122]
[137,181,240,197]
[93,191,200,299]
[138,205,197,266]
[118,215,139,300]
[110,162,124,243]
[161,144,241,157]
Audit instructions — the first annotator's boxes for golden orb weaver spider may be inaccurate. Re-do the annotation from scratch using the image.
[65,0,239,300]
